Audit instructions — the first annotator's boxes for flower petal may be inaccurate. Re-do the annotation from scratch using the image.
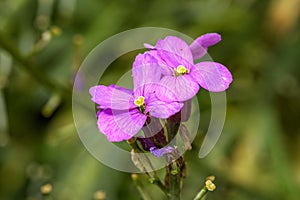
[132,53,162,97]
[89,84,134,110]
[155,75,199,102]
[157,50,194,72]
[97,108,147,142]
[145,93,183,119]
[111,84,133,95]
[133,52,158,70]
[150,146,175,157]
[196,33,221,48]
[155,36,193,63]
[190,33,221,60]
[146,50,173,76]
[192,61,232,92]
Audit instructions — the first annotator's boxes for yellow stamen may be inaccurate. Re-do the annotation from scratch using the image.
[134,96,145,107]
[175,65,189,75]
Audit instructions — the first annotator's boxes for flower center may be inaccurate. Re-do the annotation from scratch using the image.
[134,96,146,113]
[134,96,145,107]
[174,65,189,76]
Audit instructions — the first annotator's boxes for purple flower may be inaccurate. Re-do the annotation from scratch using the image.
[89,53,183,142]
[144,36,232,102]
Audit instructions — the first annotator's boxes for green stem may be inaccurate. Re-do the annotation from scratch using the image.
[193,187,208,200]
[169,173,181,199]
[0,31,70,99]
[168,161,182,200]
[163,112,184,200]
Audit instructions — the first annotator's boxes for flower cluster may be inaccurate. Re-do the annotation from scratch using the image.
[89,33,232,156]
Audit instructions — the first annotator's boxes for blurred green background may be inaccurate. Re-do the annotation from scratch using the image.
[1,0,300,199]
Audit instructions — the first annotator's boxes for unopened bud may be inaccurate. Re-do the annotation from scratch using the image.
[93,190,106,200]
[205,180,216,191]
[170,162,179,175]
[206,175,215,182]
[131,173,138,181]
[40,183,52,195]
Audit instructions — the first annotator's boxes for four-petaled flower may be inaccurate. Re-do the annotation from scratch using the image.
[89,53,183,142]
[145,35,232,102]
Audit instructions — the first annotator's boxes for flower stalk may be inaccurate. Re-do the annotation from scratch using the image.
[167,161,182,200]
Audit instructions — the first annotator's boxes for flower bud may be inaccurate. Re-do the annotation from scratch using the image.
[205,180,216,191]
